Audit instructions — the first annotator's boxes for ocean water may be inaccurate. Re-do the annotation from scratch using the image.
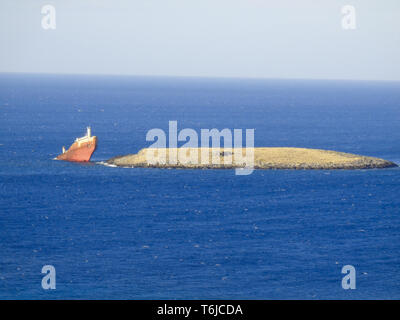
[0,73,400,299]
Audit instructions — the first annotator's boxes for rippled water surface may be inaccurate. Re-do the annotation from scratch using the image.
[1,74,399,299]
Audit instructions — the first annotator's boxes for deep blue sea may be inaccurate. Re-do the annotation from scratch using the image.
[0,73,399,299]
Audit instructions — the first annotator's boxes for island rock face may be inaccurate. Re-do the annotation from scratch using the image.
[106,147,397,170]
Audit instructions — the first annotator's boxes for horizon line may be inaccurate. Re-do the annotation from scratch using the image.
[1,71,400,83]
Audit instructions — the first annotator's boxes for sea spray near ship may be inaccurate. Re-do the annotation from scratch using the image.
[56,127,97,162]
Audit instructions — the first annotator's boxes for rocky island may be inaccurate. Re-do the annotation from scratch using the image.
[106,147,397,170]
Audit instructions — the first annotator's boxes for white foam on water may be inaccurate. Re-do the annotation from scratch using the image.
[97,161,117,168]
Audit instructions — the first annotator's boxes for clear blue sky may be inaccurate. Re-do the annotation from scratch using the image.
[1,0,400,80]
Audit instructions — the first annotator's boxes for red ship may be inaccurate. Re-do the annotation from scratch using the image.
[56,127,97,162]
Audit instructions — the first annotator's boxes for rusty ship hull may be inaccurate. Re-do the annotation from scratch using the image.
[56,127,97,162]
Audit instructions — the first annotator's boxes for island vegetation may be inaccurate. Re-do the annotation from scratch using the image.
[106,147,397,170]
